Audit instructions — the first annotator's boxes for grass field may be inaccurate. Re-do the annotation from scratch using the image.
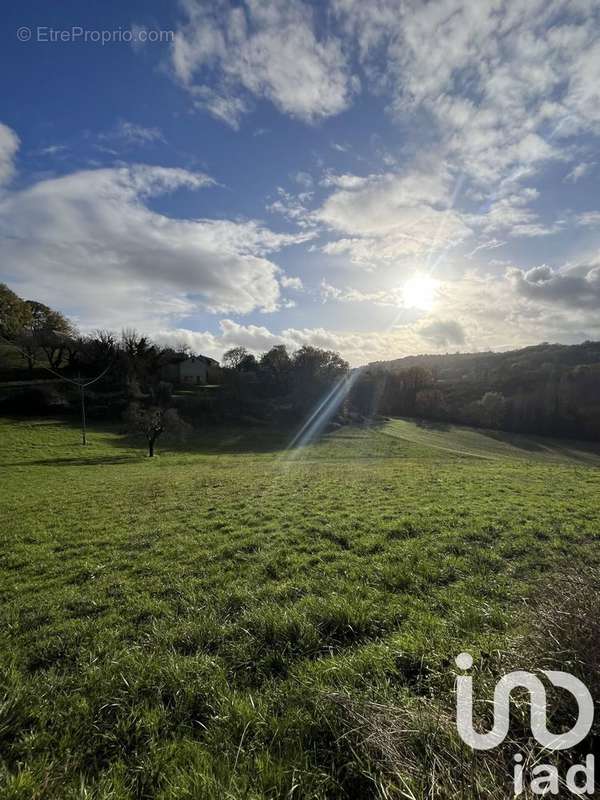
[1,417,600,798]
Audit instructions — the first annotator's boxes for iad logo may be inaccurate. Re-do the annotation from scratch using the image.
[455,652,593,751]
[455,653,595,795]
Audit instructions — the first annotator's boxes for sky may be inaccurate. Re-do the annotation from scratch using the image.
[1,0,600,366]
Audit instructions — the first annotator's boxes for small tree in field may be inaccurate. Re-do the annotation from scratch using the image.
[126,403,188,457]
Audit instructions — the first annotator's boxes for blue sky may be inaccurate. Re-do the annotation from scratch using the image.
[2,0,600,364]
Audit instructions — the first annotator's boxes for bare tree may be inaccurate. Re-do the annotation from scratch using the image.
[14,330,39,373]
[126,403,188,457]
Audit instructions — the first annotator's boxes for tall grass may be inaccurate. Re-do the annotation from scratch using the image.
[329,568,600,799]
[1,418,600,797]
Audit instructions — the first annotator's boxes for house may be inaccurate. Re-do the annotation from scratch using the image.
[161,354,219,385]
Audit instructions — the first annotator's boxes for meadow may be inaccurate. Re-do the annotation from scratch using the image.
[1,417,600,799]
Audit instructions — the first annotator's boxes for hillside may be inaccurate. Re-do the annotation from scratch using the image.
[366,340,600,376]
[382,418,600,465]
[351,340,600,440]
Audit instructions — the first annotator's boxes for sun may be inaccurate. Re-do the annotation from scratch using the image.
[402,273,438,310]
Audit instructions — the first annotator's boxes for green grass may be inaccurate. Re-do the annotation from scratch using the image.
[385,417,600,464]
[1,417,600,798]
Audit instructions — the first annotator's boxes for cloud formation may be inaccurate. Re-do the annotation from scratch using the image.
[0,123,19,186]
[335,0,599,185]
[0,144,307,330]
[509,263,600,309]
[101,120,166,146]
[315,167,472,266]
[171,0,355,127]
[564,161,595,183]
[166,1,600,282]
[417,318,466,347]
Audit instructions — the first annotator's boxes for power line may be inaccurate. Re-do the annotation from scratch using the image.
[0,332,114,444]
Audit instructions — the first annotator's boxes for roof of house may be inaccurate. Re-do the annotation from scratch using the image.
[164,353,219,367]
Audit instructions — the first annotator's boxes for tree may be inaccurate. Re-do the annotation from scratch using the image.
[37,330,73,370]
[82,330,118,369]
[292,346,349,382]
[480,391,507,428]
[238,353,259,372]
[126,402,188,457]
[394,367,433,415]
[20,300,76,370]
[0,283,31,339]
[14,330,39,373]
[120,329,167,391]
[25,301,75,337]
[415,388,447,419]
[348,369,388,417]
[260,345,291,395]
[223,346,250,371]
[290,346,350,413]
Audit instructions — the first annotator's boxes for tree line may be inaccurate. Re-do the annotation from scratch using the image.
[349,343,600,440]
[3,281,600,447]
[0,283,350,454]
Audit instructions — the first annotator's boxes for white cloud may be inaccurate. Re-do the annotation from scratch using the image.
[0,163,307,330]
[575,211,600,228]
[320,279,403,306]
[317,169,450,233]
[266,187,316,229]
[417,318,466,347]
[319,171,371,189]
[150,263,600,367]
[564,161,595,183]
[36,144,68,158]
[293,171,313,188]
[334,0,599,188]
[465,239,506,259]
[155,318,422,365]
[280,275,304,290]
[0,123,19,187]
[509,262,600,309]
[105,120,165,145]
[186,86,249,129]
[171,0,356,127]
[316,167,472,266]
[563,39,600,132]
[155,318,340,360]
[470,187,562,239]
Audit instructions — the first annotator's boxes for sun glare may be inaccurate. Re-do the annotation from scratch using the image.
[402,274,438,310]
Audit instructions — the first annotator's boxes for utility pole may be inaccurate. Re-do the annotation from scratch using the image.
[78,373,87,445]
[0,333,112,446]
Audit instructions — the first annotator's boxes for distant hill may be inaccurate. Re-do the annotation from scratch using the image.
[365,340,600,377]
[349,341,600,440]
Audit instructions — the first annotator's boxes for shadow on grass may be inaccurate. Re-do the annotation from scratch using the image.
[479,427,600,462]
[391,415,600,465]
[2,415,300,463]
[3,417,404,469]
[5,455,141,467]
[480,429,546,452]
[7,414,600,467]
